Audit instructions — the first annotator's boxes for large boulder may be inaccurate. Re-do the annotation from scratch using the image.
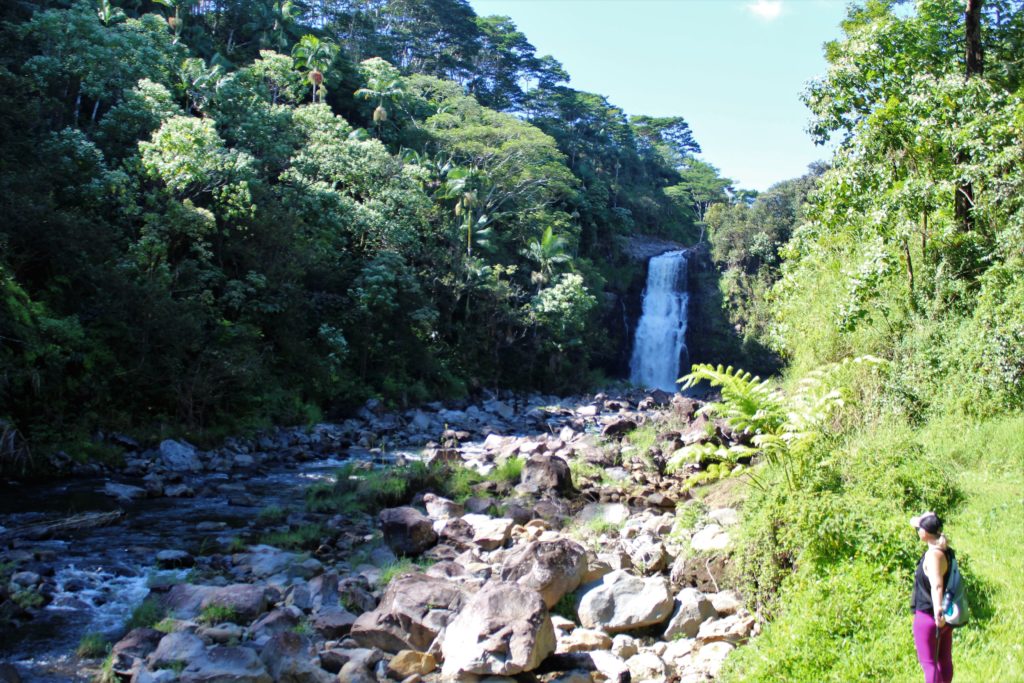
[158,439,203,472]
[350,573,467,653]
[259,632,334,683]
[521,454,573,494]
[500,539,588,608]
[179,646,272,683]
[440,582,556,678]
[379,507,438,556]
[576,570,673,634]
[199,584,272,624]
[663,588,717,640]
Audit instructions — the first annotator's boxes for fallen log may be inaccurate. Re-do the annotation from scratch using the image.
[0,510,124,542]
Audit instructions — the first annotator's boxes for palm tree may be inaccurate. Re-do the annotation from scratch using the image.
[525,226,571,286]
[354,57,408,130]
[291,34,338,104]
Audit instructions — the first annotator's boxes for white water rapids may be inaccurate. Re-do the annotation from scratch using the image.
[629,250,690,391]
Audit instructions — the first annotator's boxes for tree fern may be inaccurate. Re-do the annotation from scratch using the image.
[669,358,883,490]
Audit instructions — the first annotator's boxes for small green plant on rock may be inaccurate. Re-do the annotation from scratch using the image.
[551,591,578,621]
[11,589,44,610]
[198,604,237,625]
[260,523,324,551]
[257,505,288,524]
[125,597,166,630]
[488,456,524,485]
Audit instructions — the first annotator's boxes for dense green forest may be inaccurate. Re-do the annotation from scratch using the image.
[709,1,1024,680]
[0,0,738,461]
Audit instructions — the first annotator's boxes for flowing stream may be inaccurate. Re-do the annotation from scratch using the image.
[629,250,690,392]
[0,448,411,681]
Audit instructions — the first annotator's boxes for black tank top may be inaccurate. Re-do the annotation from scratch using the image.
[911,547,952,613]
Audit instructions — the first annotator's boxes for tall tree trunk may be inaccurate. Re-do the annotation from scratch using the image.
[956,0,984,231]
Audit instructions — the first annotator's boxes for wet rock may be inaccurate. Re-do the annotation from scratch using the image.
[179,646,272,683]
[663,588,717,640]
[159,440,203,472]
[576,570,673,634]
[387,650,437,678]
[164,483,196,498]
[500,539,587,608]
[155,549,194,569]
[440,581,556,678]
[520,454,573,494]
[350,573,466,653]
[103,482,147,502]
[259,632,333,683]
[110,628,163,678]
[379,507,438,557]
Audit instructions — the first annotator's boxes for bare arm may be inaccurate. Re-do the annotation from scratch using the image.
[924,548,947,625]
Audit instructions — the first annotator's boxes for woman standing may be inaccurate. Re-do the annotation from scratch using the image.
[910,511,953,683]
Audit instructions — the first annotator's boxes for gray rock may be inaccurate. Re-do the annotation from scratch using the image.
[159,439,203,472]
[626,651,667,682]
[259,632,334,683]
[148,632,206,669]
[110,628,163,678]
[164,483,196,498]
[441,581,556,678]
[379,507,438,556]
[709,590,743,616]
[624,534,671,575]
[462,514,514,551]
[423,493,463,520]
[179,646,272,683]
[350,573,467,653]
[155,549,194,569]
[521,455,573,494]
[500,538,588,608]
[663,588,717,640]
[576,570,673,634]
[162,583,271,623]
[696,613,755,644]
[689,523,730,552]
[250,607,302,637]
[575,503,630,527]
[311,605,356,639]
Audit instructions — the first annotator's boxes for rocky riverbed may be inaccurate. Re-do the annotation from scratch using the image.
[0,388,755,682]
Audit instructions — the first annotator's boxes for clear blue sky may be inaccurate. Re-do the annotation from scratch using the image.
[468,0,851,191]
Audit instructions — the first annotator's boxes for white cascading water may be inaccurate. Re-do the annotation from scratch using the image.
[629,250,690,391]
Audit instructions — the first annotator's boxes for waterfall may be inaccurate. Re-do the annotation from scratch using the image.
[630,250,690,392]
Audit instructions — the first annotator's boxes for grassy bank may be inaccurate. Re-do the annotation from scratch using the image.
[720,412,1024,683]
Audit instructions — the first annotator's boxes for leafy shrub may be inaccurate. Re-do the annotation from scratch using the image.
[260,523,324,551]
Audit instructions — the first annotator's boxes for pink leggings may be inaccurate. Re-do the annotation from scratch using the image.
[913,610,953,683]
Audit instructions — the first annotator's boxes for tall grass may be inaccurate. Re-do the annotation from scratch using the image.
[720,412,1024,682]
